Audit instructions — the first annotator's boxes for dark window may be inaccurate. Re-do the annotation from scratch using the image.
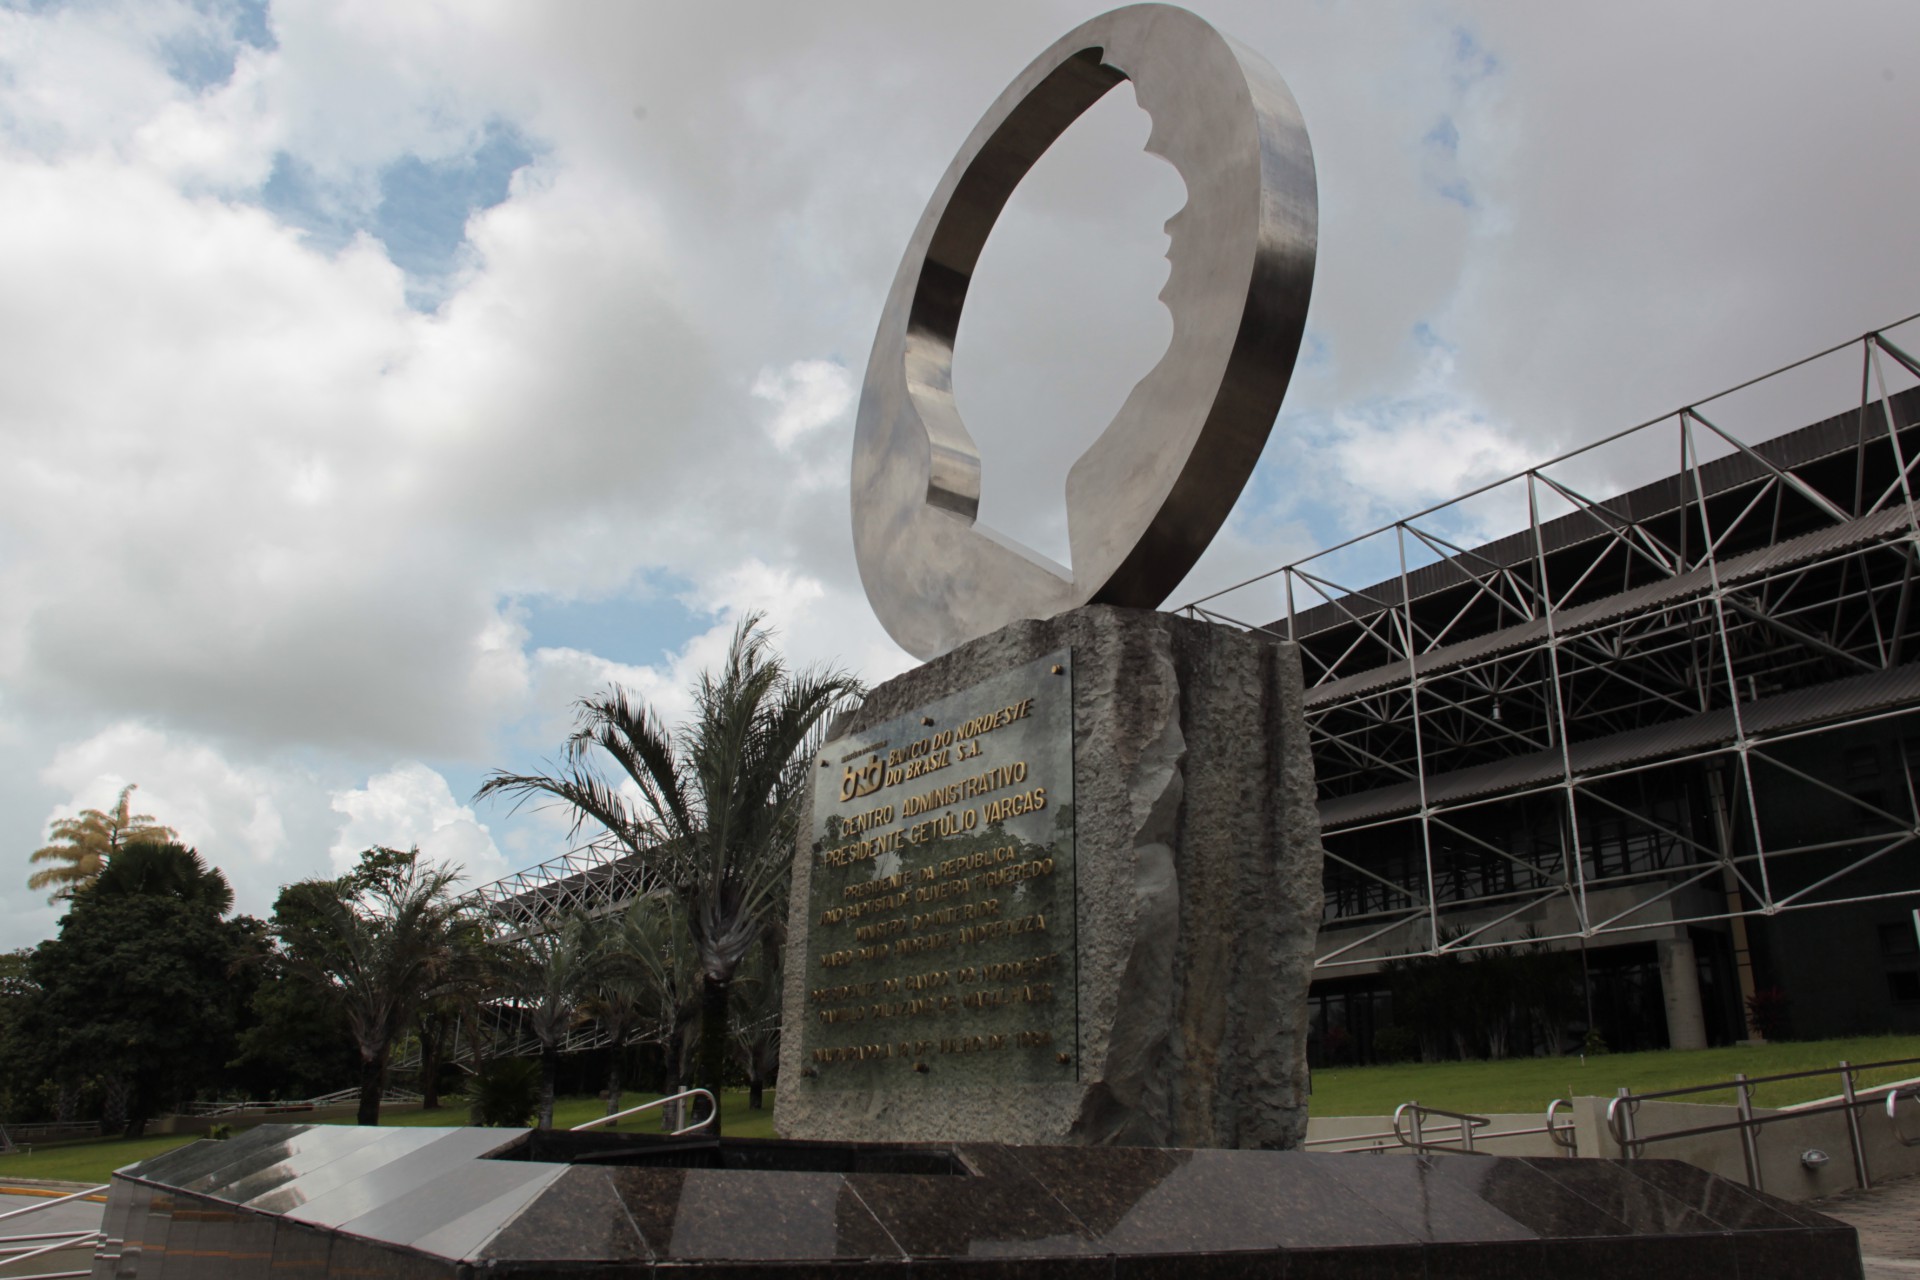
[1889,971,1920,1004]
[1849,789,1891,836]
[1880,922,1919,958]
[1847,745,1881,782]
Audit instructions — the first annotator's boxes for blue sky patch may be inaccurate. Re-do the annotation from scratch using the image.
[260,119,537,310]
[159,0,273,91]
[375,120,535,304]
[1420,117,1474,208]
[1450,26,1500,89]
[260,150,361,255]
[514,576,705,672]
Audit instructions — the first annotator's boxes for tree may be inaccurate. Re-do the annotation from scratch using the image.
[479,615,858,1133]
[27,784,178,902]
[231,883,361,1101]
[601,892,700,1127]
[410,917,495,1111]
[19,843,257,1135]
[729,930,783,1111]
[0,949,44,1123]
[496,911,611,1129]
[279,848,467,1125]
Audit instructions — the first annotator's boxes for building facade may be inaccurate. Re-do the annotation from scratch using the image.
[1186,328,1920,1063]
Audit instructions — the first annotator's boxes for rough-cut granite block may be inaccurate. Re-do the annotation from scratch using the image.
[776,604,1324,1148]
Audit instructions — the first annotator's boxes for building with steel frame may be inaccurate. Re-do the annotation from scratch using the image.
[1185,319,1920,1061]
[469,319,1920,1062]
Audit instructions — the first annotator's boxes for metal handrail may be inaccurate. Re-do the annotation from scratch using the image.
[569,1088,716,1136]
[1607,1054,1920,1106]
[0,1233,101,1270]
[1606,1056,1920,1194]
[1543,1098,1579,1155]
[0,1190,107,1228]
[0,1232,105,1249]
[1886,1084,1920,1147]
[1302,1126,1400,1153]
[1393,1101,1489,1153]
[187,1086,423,1117]
[1309,1098,1578,1156]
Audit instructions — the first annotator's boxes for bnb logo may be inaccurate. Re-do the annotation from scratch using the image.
[840,755,883,802]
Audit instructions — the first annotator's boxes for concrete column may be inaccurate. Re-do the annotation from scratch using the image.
[1658,934,1709,1051]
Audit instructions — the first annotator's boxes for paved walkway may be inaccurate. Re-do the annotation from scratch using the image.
[1815,1174,1920,1279]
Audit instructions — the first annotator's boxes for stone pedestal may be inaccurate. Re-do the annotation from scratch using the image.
[776,605,1324,1148]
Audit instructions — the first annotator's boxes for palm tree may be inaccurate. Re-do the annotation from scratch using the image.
[599,892,700,1127]
[284,850,467,1125]
[478,614,859,1134]
[496,910,612,1129]
[729,930,784,1112]
[411,913,496,1109]
[27,785,178,902]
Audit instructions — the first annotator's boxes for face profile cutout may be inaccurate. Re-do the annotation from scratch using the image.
[851,4,1318,661]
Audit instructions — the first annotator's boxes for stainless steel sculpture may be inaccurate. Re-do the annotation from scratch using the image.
[852,4,1318,660]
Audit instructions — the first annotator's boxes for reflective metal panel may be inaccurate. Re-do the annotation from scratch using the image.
[852,4,1316,659]
[275,1129,527,1229]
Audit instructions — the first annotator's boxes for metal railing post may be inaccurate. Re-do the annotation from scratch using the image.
[1615,1087,1637,1158]
[1734,1072,1763,1192]
[1546,1099,1578,1157]
[1840,1059,1871,1190]
[1407,1103,1423,1150]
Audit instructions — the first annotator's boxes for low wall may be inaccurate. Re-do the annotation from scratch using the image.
[1304,1092,1920,1201]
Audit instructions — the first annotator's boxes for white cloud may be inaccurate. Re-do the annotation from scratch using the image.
[752,360,855,451]
[40,723,291,866]
[2,0,1918,952]
[329,761,507,886]
[22,721,325,928]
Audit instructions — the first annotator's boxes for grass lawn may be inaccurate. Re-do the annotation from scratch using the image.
[1309,1033,1920,1116]
[0,1133,196,1187]
[0,1089,779,1189]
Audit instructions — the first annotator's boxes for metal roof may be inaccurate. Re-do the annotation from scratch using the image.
[1303,506,1916,710]
[1286,386,1920,641]
[1318,661,1920,829]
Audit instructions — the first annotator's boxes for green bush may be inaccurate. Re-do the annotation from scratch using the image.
[1371,1025,1421,1064]
[469,1059,540,1128]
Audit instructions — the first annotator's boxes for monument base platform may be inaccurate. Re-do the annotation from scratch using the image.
[97,1124,1864,1280]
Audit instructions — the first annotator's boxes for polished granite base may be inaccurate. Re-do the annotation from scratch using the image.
[94,1123,1863,1279]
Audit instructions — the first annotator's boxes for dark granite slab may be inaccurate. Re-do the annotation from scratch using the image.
[99,1125,1863,1280]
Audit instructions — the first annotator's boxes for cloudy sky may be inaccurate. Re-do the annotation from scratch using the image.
[3,0,1917,948]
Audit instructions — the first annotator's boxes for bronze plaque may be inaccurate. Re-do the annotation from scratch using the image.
[802,649,1076,1087]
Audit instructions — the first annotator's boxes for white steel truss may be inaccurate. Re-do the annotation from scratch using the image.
[1184,317,1920,973]
[466,840,652,933]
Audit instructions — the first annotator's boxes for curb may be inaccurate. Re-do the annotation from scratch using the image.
[0,1181,109,1201]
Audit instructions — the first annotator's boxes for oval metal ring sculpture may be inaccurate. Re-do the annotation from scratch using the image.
[852,3,1318,661]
